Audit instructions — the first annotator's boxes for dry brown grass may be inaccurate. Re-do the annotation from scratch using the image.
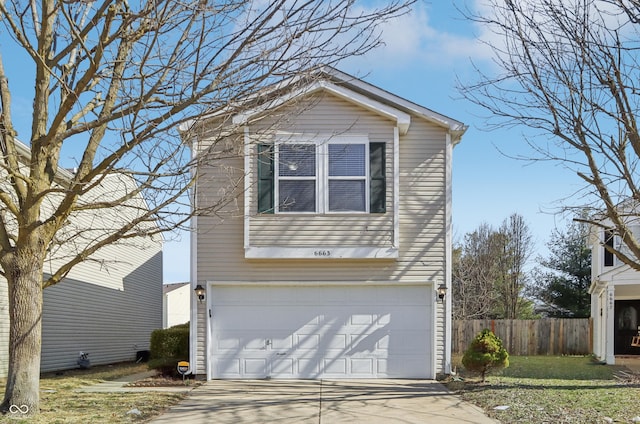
[0,362,187,423]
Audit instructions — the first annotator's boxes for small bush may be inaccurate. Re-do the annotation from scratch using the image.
[148,323,189,377]
[462,329,509,382]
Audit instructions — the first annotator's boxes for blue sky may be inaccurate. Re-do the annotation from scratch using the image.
[162,1,583,282]
[0,1,582,283]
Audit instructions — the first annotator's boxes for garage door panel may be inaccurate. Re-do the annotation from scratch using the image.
[324,358,347,374]
[271,357,294,376]
[271,335,293,350]
[295,333,320,349]
[324,334,347,349]
[210,286,431,379]
[244,358,268,376]
[352,358,374,374]
[213,358,240,377]
[216,306,320,329]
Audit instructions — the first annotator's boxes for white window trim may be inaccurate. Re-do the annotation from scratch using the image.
[274,134,370,214]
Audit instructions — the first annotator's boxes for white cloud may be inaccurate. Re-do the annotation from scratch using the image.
[344,2,493,72]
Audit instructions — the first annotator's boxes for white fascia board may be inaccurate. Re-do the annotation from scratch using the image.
[326,68,466,133]
[245,246,398,259]
[232,81,412,135]
[319,82,411,135]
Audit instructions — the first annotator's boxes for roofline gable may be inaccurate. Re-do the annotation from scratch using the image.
[320,67,467,141]
[232,80,412,135]
[179,66,467,143]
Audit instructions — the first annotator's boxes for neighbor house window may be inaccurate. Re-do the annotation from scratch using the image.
[604,228,615,267]
[257,137,386,214]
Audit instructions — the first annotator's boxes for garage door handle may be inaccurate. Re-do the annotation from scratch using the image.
[276,352,286,356]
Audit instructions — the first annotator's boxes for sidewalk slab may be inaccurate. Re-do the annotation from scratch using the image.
[76,371,194,393]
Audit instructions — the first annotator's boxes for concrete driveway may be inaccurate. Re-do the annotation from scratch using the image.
[148,379,499,423]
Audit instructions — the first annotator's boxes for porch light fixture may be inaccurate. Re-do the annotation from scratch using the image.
[194,284,205,302]
[437,284,447,303]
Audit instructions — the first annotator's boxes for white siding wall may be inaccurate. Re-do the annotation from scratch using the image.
[194,91,448,375]
[0,172,163,375]
[164,285,191,328]
[41,248,162,372]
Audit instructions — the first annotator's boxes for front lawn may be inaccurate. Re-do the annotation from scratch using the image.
[449,356,640,423]
[0,362,186,423]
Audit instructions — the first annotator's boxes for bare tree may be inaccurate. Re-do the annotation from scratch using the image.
[0,0,414,415]
[494,213,533,319]
[459,0,640,270]
[453,214,533,319]
[452,223,502,319]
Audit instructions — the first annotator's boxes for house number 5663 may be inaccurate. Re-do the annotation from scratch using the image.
[314,250,331,257]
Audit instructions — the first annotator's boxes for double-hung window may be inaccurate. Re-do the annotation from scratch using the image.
[257,136,386,214]
[277,143,317,212]
[327,143,367,212]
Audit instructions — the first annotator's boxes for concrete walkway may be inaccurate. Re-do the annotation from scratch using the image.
[76,371,194,393]
[616,356,640,373]
[148,379,499,424]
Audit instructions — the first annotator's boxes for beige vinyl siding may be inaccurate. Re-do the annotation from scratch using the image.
[39,173,163,372]
[250,215,393,246]
[195,301,207,374]
[0,240,161,375]
[247,94,395,248]
[196,102,446,283]
[194,88,450,375]
[0,170,163,375]
[41,248,162,372]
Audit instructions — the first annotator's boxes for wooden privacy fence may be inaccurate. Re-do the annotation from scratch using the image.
[452,318,592,356]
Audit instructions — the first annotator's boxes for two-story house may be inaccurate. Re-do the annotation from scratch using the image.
[590,211,640,364]
[182,67,467,379]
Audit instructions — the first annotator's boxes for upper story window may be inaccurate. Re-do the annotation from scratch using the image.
[604,228,615,267]
[278,143,317,212]
[602,225,640,268]
[257,136,386,214]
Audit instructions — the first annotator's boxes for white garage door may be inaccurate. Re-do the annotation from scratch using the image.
[209,285,432,379]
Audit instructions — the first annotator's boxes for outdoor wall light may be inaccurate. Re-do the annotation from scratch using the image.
[437,284,447,303]
[194,284,205,302]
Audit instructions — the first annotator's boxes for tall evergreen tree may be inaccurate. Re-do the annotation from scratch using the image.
[533,221,591,317]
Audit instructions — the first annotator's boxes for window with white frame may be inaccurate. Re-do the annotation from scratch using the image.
[328,143,367,212]
[257,136,385,214]
[277,143,317,212]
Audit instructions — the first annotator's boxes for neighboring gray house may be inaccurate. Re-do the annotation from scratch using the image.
[0,142,163,377]
[163,282,190,328]
[590,207,640,364]
[181,67,467,379]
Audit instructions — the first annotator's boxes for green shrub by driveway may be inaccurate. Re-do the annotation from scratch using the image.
[462,329,509,382]
[149,323,189,377]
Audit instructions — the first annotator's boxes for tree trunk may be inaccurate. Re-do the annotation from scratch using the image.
[0,247,44,417]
